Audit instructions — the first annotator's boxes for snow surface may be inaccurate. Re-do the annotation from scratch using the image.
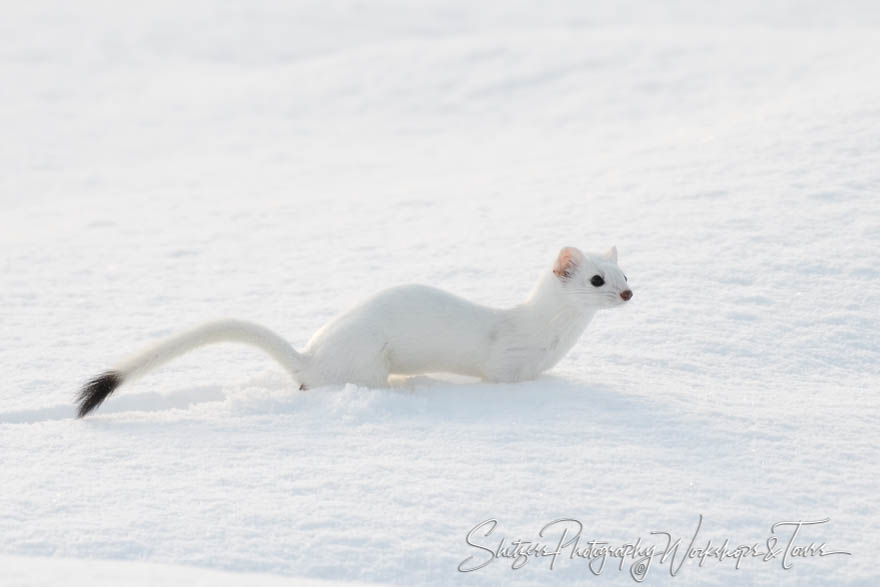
[0,554,385,587]
[1,0,879,585]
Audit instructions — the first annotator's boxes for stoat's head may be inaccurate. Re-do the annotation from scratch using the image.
[552,245,633,309]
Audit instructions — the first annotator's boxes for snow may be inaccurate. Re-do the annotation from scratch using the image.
[0,554,385,587]
[1,0,878,585]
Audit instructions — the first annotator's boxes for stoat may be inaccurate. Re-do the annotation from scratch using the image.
[76,246,633,417]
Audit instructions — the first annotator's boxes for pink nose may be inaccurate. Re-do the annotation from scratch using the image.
[620,290,633,301]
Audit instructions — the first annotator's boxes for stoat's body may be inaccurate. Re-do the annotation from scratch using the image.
[77,246,633,417]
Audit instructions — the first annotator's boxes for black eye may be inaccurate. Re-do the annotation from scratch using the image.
[590,275,604,287]
[624,274,628,282]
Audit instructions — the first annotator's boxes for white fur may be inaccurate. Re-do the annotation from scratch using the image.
[105,246,632,391]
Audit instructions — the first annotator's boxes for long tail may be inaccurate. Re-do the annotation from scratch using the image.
[76,319,306,418]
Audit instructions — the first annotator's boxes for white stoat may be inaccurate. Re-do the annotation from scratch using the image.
[77,246,633,417]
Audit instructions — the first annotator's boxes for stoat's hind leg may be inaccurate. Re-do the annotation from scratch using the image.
[299,370,389,390]
[299,346,391,389]
[346,352,391,388]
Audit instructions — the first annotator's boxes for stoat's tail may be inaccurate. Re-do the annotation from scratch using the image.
[76,319,306,418]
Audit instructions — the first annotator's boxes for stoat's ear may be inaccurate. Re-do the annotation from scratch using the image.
[605,245,618,263]
[553,247,584,279]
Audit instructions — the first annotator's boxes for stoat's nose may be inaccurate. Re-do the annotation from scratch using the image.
[620,290,633,301]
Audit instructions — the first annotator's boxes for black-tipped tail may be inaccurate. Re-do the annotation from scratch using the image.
[77,371,124,418]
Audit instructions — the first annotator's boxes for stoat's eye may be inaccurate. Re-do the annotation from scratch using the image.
[624,274,628,282]
[590,275,604,287]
